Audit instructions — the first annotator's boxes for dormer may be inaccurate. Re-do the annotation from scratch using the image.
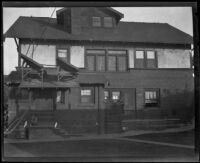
[56,7,124,34]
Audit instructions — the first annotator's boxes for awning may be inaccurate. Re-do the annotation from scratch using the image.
[20,53,43,71]
[56,57,78,73]
[75,73,107,85]
[19,80,79,88]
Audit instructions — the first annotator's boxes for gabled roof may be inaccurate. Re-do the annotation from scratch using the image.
[4,16,193,45]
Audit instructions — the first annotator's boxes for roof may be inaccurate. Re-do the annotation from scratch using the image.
[4,16,193,45]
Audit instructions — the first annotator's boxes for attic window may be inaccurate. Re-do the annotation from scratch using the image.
[92,17,101,27]
[104,17,113,28]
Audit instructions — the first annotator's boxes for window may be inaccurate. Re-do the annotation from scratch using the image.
[104,91,109,100]
[112,91,120,100]
[57,49,68,63]
[57,90,65,104]
[104,17,113,27]
[86,55,95,71]
[108,50,127,72]
[135,51,145,68]
[92,17,101,27]
[144,89,159,107]
[108,56,117,71]
[135,50,157,68]
[86,50,106,71]
[81,87,94,103]
[146,51,156,68]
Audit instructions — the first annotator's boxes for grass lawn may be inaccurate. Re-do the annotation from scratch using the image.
[3,138,196,162]
[126,129,194,146]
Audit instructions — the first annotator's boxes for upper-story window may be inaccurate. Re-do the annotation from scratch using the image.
[86,50,106,71]
[135,50,157,69]
[103,17,113,28]
[57,48,68,62]
[92,17,101,27]
[107,50,127,72]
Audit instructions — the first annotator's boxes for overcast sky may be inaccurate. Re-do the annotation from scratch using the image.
[3,7,193,75]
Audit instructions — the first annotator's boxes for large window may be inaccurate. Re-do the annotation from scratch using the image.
[103,17,113,27]
[92,17,101,27]
[135,50,157,68]
[144,89,159,107]
[86,50,106,71]
[107,50,127,72]
[81,87,95,104]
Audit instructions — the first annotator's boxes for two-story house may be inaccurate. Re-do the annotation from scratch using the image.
[4,7,194,134]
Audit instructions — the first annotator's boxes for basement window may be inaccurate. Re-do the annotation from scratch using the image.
[144,89,159,107]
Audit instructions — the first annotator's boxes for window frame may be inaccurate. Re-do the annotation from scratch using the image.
[103,17,113,28]
[80,87,95,104]
[56,90,65,104]
[56,47,69,63]
[92,16,102,27]
[134,50,158,69]
[144,88,160,107]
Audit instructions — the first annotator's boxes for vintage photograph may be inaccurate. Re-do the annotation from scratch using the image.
[2,2,198,162]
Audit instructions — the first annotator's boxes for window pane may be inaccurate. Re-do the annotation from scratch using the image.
[147,51,155,59]
[87,55,95,71]
[81,90,91,96]
[58,49,67,58]
[108,56,117,71]
[104,17,113,27]
[112,91,120,100]
[97,56,105,71]
[86,50,105,54]
[145,90,159,106]
[56,91,61,103]
[136,51,144,59]
[108,50,126,55]
[92,17,101,27]
[118,56,127,71]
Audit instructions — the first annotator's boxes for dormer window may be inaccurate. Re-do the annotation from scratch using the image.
[104,17,113,28]
[92,17,101,27]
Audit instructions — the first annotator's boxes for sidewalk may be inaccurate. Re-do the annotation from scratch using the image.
[4,123,194,144]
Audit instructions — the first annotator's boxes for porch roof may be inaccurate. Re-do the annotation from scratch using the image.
[19,80,79,88]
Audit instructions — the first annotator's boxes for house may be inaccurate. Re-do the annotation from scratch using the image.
[4,7,194,134]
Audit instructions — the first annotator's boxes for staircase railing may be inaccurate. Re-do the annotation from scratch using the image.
[4,110,29,136]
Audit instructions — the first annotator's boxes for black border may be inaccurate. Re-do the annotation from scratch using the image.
[1,1,199,162]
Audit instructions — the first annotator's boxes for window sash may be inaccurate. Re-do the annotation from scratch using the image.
[112,91,120,100]
[81,88,94,104]
[136,51,144,59]
[96,55,106,71]
[104,17,113,27]
[108,56,117,71]
[118,56,127,72]
[86,55,95,71]
[92,17,101,27]
[145,90,159,105]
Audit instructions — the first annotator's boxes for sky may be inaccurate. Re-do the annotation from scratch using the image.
[3,7,193,75]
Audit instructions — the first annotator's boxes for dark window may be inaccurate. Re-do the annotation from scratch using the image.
[92,17,101,27]
[104,17,113,27]
[146,51,156,68]
[145,89,159,107]
[86,50,106,71]
[135,50,145,68]
[57,90,65,104]
[81,87,94,104]
[107,50,127,72]
[86,55,95,71]
[108,56,117,71]
[118,56,127,72]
